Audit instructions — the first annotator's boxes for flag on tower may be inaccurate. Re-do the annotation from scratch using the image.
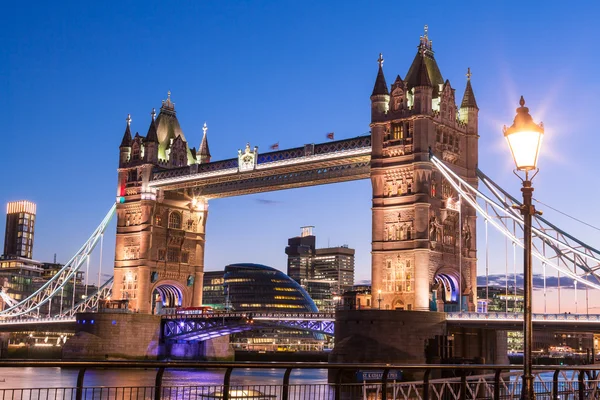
[326,132,335,140]
[269,142,279,150]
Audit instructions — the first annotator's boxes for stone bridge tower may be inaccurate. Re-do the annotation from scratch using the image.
[114,94,210,313]
[370,27,479,312]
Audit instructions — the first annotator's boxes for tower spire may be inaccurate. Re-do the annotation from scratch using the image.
[460,67,478,109]
[146,108,159,143]
[371,53,389,97]
[198,122,211,164]
[415,48,432,87]
[161,91,175,114]
[120,114,133,147]
[406,27,443,96]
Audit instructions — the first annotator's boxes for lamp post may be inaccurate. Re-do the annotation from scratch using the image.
[377,289,382,310]
[503,96,544,400]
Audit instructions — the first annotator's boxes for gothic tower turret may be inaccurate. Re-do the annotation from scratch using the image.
[370,53,390,158]
[144,109,159,164]
[412,51,433,115]
[119,114,132,167]
[198,122,211,164]
[459,68,479,134]
[371,53,390,122]
[460,68,479,185]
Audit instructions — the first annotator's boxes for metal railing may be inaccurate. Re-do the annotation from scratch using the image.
[0,361,599,400]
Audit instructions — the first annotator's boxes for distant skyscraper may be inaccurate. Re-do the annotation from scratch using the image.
[285,226,316,283]
[3,201,36,259]
[285,227,355,311]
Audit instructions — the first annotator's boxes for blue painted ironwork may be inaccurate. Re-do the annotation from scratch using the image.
[162,312,335,341]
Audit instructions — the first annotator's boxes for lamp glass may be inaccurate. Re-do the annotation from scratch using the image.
[505,130,543,171]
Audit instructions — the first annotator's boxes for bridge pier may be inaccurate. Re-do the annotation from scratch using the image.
[161,336,233,361]
[329,310,508,366]
[63,312,161,360]
[449,327,509,365]
[62,312,233,361]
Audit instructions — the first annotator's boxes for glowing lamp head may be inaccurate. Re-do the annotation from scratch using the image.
[503,96,544,172]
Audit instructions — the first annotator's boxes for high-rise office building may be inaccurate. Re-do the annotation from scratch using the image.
[4,201,36,259]
[0,201,91,314]
[285,226,316,283]
[285,227,355,311]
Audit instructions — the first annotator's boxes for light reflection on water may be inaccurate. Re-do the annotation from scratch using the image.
[0,367,328,389]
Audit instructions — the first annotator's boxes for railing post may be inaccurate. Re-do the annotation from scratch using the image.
[578,369,585,400]
[154,367,165,400]
[282,367,292,400]
[334,368,343,400]
[552,369,560,400]
[494,369,501,400]
[223,367,233,400]
[381,368,389,400]
[75,368,86,400]
[423,369,430,400]
[460,370,466,400]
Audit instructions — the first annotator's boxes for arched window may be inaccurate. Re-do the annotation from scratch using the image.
[168,212,182,229]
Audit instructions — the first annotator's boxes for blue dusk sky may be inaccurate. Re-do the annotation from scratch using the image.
[1,1,599,312]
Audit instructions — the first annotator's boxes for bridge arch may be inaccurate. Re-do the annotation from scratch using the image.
[432,268,462,312]
[151,280,188,314]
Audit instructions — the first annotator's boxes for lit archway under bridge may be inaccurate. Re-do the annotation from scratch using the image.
[152,283,183,314]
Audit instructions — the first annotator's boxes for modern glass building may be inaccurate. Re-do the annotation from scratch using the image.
[225,263,318,312]
[202,271,226,310]
[217,263,325,352]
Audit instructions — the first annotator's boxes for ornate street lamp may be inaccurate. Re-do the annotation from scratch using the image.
[377,289,382,310]
[503,96,544,400]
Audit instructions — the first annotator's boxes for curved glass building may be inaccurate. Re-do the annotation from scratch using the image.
[224,263,318,312]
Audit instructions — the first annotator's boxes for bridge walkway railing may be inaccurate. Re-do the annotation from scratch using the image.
[0,361,599,400]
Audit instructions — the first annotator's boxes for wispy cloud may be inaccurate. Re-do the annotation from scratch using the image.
[255,198,283,206]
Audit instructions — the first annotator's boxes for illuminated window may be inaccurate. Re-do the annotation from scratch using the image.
[391,124,403,140]
[155,214,163,226]
[168,212,182,229]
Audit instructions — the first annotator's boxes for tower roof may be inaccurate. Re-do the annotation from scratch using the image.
[198,122,211,159]
[154,91,195,163]
[371,53,389,97]
[460,68,479,110]
[120,114,132,147]
[405,26,444,95]
[413,49,432,88]
[145,108,159,143]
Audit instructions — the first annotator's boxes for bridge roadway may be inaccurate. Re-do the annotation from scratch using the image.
[2,312,600,337]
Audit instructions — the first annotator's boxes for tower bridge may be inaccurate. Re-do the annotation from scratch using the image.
[109,27,479,315]
[1,28,600,359]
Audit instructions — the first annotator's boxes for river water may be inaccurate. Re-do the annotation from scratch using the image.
[0,367,334,400]
[0,367,328,388]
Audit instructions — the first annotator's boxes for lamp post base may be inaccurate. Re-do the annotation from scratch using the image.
[521,374,536,399]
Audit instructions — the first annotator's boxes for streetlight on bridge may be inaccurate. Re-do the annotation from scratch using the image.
[503,96,544,400]
[377,289,382,310]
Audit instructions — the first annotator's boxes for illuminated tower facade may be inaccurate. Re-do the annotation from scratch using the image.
[370,27,479,312]
[114,93,210,313]
[3,201,36,259]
